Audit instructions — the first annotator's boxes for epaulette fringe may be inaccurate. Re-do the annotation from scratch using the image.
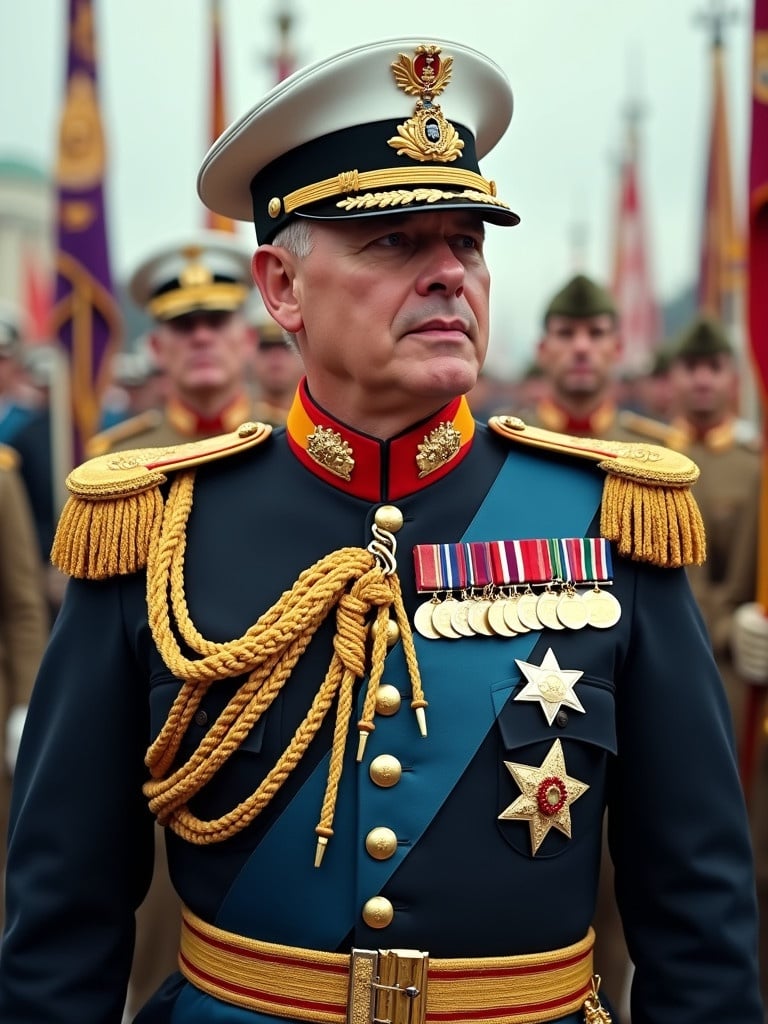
[51,422,271,580]
[489,416,706,568]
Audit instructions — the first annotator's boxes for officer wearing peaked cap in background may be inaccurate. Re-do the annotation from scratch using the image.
[87,230,261,457]
[0,36,762,1024]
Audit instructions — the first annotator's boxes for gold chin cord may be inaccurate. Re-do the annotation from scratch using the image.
[142,476,426,866]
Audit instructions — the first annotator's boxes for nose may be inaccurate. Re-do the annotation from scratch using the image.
[415,241,465,298]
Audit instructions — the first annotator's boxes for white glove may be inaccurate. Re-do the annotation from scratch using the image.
[5,704,27,775]
[5,704,27,774]
[732,603,768,684]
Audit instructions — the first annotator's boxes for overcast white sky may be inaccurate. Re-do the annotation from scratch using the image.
[0,0,755,374]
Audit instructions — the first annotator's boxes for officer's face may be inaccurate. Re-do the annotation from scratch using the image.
[150,310,256,404]
[266,210,490,435]
[538,314,621,401]
[669,353,736,420]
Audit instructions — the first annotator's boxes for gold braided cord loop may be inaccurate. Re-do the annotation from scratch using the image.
[599,473,706,568]
[143,470,424,854]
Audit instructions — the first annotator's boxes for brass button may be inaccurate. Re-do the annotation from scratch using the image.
[361,896,394,929]
[374,505,404,533]
[370,617,400,647]
[375,684,402,717]
[369,754,402,788]
[365,827,398,860]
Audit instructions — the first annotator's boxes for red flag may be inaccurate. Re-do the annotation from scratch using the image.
[22,250,52,343]
[698,33,743,325]
[611,112,661,376]
[749,4,768,426]
[206,0,236,233]
[50,0,122,467]
[737,2,768,797]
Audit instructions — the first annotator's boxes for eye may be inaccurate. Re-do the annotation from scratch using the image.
[374,232,407,248]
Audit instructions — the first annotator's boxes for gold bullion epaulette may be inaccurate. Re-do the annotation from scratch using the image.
[488,415,705,568]
[51,421,272,580]
[0,443,20,471]
[85,409,165,458]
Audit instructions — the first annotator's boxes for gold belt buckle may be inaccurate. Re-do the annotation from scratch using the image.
[348,947,429,1024]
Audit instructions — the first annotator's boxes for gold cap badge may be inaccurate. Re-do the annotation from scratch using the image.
[388,45,464,163]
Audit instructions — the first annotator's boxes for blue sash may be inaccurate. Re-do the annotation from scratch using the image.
[171,448,603,1023]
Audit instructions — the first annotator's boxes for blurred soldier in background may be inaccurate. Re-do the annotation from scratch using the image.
[0,445,49,933]
[0,304,40,445]
[87,230,258,458]
[665,314,762,752]
[522,274,646,443]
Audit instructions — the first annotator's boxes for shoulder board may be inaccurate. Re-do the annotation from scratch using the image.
[0,443,20,471]
[616,409,685,447]
[488,415,705,568]
[52,422,272,580]
[66,420,272,500]
[85,409,165,458]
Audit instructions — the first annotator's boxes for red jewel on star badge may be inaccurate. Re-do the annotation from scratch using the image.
[498,739,589,855]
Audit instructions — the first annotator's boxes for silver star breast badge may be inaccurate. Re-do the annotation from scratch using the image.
[514,647,585,726]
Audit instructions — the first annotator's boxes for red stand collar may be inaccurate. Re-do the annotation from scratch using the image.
[285,379,475,501]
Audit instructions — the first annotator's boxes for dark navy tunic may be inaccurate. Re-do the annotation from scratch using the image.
[0,388,761,1024]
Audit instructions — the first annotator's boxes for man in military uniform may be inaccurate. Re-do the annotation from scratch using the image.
[525,274,670,448]
[664,314,761,750]
[87,230,259,457]
[0,37,762,1024]
[0,446,49,933]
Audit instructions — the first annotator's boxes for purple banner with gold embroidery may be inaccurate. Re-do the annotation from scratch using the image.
[50,0,122,466]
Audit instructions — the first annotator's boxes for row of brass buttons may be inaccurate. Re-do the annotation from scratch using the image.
[362,505,405,931]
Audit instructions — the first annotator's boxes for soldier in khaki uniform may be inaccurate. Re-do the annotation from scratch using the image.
[524,274,663,447]
[0,445,49,932]
[671,314,766,1009]
[665,314,761,750]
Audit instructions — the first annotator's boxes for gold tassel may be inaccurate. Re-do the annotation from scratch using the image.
[51,485,165,579]
[600,473,706,568]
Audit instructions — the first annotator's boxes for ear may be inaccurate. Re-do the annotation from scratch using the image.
[252,247,303,335]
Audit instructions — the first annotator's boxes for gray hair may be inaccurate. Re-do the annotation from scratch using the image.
[271,219,315,258]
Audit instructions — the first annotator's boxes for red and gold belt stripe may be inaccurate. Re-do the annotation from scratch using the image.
[179,905,595,1024]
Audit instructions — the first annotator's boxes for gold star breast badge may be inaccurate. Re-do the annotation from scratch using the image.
[514,648,585,726]
[499,738,589,855]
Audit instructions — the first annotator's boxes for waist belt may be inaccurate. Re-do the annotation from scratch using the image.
[179,906,598,1024]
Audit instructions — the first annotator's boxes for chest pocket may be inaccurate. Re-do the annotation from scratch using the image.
[148,669,267,762]
[491,673,616,859]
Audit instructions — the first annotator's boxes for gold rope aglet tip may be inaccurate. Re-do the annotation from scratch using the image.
[314,826,333,868]
[356,720,375,762]
[412,699,428,737]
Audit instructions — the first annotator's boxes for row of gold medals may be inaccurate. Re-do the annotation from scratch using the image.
[412,538,622,640]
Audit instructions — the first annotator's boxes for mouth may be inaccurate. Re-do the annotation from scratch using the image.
[409,318,471,339]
